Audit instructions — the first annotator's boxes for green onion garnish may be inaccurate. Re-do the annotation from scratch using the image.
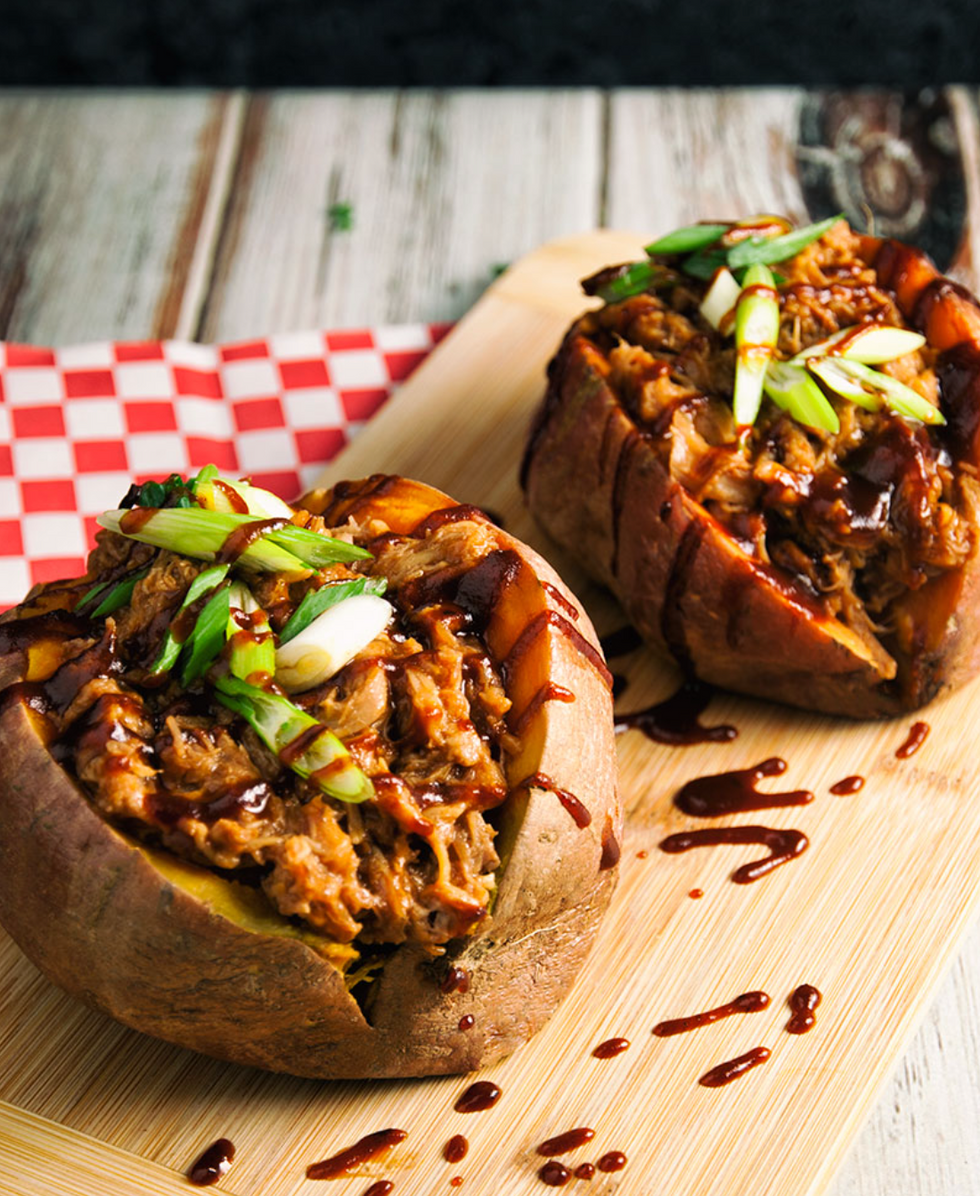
[90,568,151,618]
[76,579,110,613]
[227,582,275,683]
[681,248,729,280]
[214,674,373,803]
[733,263,780,427]
[789,325,926,365]
[699,267,742,332]
[807,358,946,425]
[585,260,673,303]
[645,223,730,256]
[280,576,388,645]
[150,564,230,675]
[725,214,842,270]
[764,361,840,433]
[98,508,369,573]
[180,584,232,685]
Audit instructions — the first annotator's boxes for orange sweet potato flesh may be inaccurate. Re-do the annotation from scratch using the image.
[523,239,980,718]
[0,476,620,1078]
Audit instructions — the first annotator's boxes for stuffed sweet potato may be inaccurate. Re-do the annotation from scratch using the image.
[0,471,619,1078]
[523,216,980,717]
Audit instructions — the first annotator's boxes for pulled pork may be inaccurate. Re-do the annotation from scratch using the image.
[583,221,971,638]
[35,512,516,956]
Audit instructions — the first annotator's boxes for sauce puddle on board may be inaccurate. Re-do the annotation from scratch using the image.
[896,721,930,758]
[615,680,738,746]
[675,758,812,817]
[830,774,864,795]
[454,1081,502,1113]
[592,1037,630,1059]
[659,825,808,883]
[699,1046,771,1087]
[536,1128,595,1157]
[787,984,822,1033]
[653,991,770,1037]
[306,1129,407,1180]
[443,1135,468,1164]
[188,1139,235,1187]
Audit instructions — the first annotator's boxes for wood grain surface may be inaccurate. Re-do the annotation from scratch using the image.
[1,86,980,1195]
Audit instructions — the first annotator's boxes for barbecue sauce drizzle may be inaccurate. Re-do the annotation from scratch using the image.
[362,1184,394,1196]
[517,771,592,828]
[896,721,930,758]
[787,984,822,1033]
[537,1127,596,1156]
[616,678,738,746]
[653,991,770,1037]
[443,1135,469,1163]
[453,1082,501,1113]
[592,1036,630,1058]
[659,825,808,883]
[830,774,865,795]
[306,1129,407,1179]
[699,1046,771,1087]
[188,1139,235,1186]
[674,757,812,817]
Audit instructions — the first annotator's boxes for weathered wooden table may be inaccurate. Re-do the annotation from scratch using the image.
[2,87,979,1195]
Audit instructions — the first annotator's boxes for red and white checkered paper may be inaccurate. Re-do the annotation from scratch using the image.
[0,324,452,611]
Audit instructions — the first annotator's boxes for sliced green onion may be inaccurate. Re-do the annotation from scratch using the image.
[699,267,742,332]
[807,357,946,425]
[280,576,388,645]
[196,474,295,519]
[764,361,840,433]
[682,248,729,280]
[214,674,373,803]
[180,584,232,685]
[90,568,152,618]
[789,325,927,365]
[150,564,230,675]
[227,582,275,683]
[76,579,110,613]
[269,525,371,567]
[733,263,780,427]
[586,260,672,303]
[97,508,368,573]
[645,222,730,256]
[726,214,842,269]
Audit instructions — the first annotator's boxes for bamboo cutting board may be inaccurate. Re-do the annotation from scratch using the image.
[2,230,980,1196]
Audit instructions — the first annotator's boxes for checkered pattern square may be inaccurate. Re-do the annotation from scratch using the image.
[0,323,452,610]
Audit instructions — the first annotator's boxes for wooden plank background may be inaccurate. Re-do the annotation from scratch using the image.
[1,86,979,1194]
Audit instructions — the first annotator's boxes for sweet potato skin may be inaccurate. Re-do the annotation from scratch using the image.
[0,477,620,1078]
[524,239,980,718]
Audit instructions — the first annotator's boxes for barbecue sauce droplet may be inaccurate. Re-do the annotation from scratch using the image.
[689,888,704,899]
[599,816,621,870]
[449,1179,463,1189]
[306,1129,408,1180]
[536,1128,596,1156]
[599,625,644,657]
[597,1151,628,1173]
[458,1014,475,1031]
[216,517,291,565]
[575,1163,596,1179]
[454,1082,501,1114]
[443,1135,469,1164]
[659,825,808,883]
[675,758,812,817]
[830,774,865,795]
[592,1037,630,1059]
[896,721,930,758]
[440,965,471,995]
[362,1184,394,1196]
[698,1046,771,1087]
[787,984,822,1034]
[615,680,738,746]
[653,990,770,1037]
[188,1139,235,1186]
[517,771,591,828]
[538,1161,571,1186]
